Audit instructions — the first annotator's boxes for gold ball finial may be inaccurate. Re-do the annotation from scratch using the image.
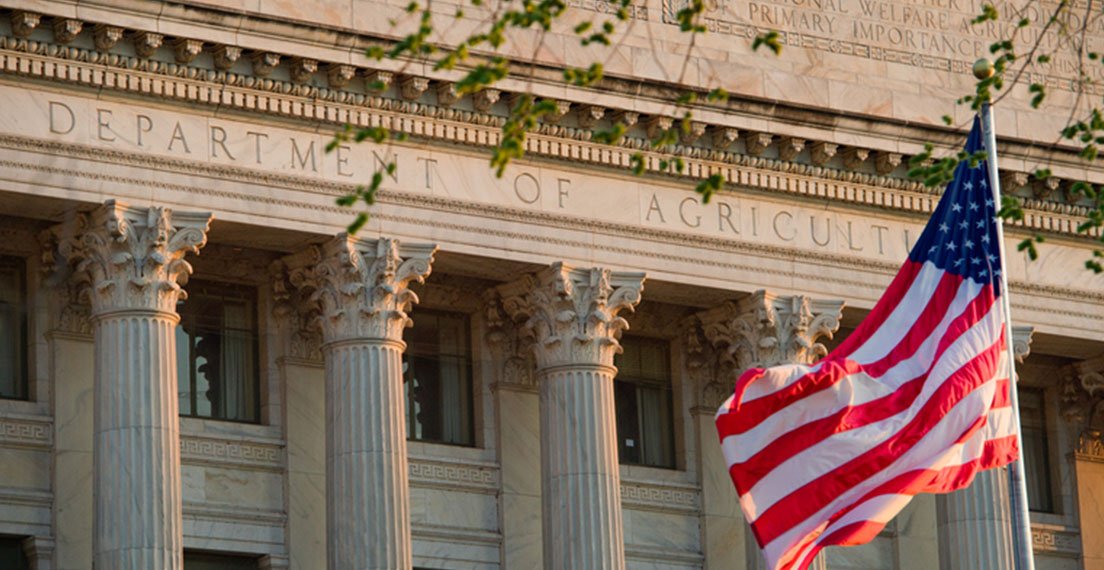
[973,58,995,80]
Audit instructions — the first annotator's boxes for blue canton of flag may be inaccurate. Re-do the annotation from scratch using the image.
[909,117,1003,291]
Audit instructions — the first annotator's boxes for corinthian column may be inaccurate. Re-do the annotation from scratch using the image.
[497,263,645,570]
[696,290,844,570]
[937,325,1035,570]
[279,235,436,570]
[51,200,211,570]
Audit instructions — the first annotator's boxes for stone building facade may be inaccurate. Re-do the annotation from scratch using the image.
[0,0,1103,569]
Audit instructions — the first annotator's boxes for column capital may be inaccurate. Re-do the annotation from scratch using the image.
[483,290,537,390]
[696,290,844,371]
[48,200,211,317]
[277,235,437,344]
[496,262,644,370]
[1061,354,1104,459]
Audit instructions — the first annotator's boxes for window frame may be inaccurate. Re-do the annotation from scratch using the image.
[1018,385,1057,514]
[402,308,477,447]
[176,279,262,424]
[614,334,677,470]
[0,255,28,402]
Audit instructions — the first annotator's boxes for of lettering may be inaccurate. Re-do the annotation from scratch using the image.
[679,197,702,228]
[773,211,795,241]
[168,122,191,154]
[514,173,540,204]
[210,126,235,160]
[645,194,666,223]
[96,109,116,142]
[290,138,316,172]
[137,115,153,147]
[336,145,353,177]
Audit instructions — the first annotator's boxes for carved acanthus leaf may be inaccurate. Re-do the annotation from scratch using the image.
[697,290,844,372]
[484,290,536,388]
[48,200,211,316]
[278,235,437,343]
[496,263,645,369]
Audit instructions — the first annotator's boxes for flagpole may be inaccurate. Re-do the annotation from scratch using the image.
[974,59,1036,570]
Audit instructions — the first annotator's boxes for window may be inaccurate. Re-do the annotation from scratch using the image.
[614,336,675,468]
[183,552,258,570]
[1019,387,1055,513]
[0,536,28,570]
[0,256,26,400]
[403,310,474,446]
[176,281,260,423]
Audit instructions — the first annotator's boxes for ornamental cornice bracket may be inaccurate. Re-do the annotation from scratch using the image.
[874,151,902,175]
[472,88,501,112]
[680,121,707,145]
[277,235,437,343]
[744,132,772,156]
[495,262,644,370]
[365,70,394,91]
[400,75,429,101]
[578,105,605,129]
[810,141,838,166]
[48,200,211,316]
[211,45,242,70]
[131,31,163,58]
[93,24,123,51]
[11,11,41,39]
[437,82,461,107]
[173,38,203,64]
[712,126,739,150]
[252,52,281,77]
[842,147,871,170]
[613,110,640,128]
[543,100,572,124]
[778,137,805,162]
[53,19,83,45]
[327,64,356,89]
[646,116,674,140]
[289,58,318,84]
[1001,171,1030,193]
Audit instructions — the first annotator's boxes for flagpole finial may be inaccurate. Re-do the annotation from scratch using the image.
[973,58,995,80]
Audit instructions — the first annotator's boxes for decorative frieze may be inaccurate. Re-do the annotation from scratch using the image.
[180,435,284,471]
[173,38,203,64]
[408,457,499,492]
[211,45,242,70]
[620,480,700,513]
[53,19,83,44]
[289,57,317,84]
[252,52,280,77]
[778,137,805,162]
[400,75,429,101]
[472,88,501,112]
[874,151,902,175]
[10,11,40,39]
[0,416,52,449]
[1031,525,1081,557]
[842,147,870,170]
[93,24,123,51]
[578,105,605,129]
[810,141,838,166]
[744,132,771,156]
[132,31,163,58]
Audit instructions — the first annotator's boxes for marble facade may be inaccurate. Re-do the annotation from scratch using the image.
[0,0,1102,569]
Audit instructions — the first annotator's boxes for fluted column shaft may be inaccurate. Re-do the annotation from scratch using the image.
[539,364,625,569]
[93,310,183,569]
[325,339,411,569]
[937,469,1015,569]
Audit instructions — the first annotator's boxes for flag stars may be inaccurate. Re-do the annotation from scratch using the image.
[964,181,974,190]
[979,269,988,278]
[939,223,950,233]
[982,234,991,244]
[988,253,998,263]
[946,242,957,251]
[952,203,963,213]
[965,239,975,249]
[959,220,969,229]
[971,257,981,265]
[969,201,980,211]
[976,219,987,229]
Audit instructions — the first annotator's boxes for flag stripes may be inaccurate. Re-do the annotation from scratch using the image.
[716,118,1018,570]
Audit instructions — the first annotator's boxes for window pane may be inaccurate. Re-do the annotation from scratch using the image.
[403,310,474,446]
[1019,388,1054,513]
[183,552,258,570]
[0,257,26,400]
[177,282,260,423]
[614,336,675,468]
[0,536,28,570]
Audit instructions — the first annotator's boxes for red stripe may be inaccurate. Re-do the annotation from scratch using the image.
[720,261,926,416]
[774,436,1018,569]
[719,270,966,435]
[724,285,998,493]
[992,378,1011,408]
[749,328,1005,545]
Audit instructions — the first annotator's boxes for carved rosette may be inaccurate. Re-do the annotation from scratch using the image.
[697,290,843,376]
[483,290,536,388]
[279,235,437,344]
[496,263,644,370]
[50,200,211,317]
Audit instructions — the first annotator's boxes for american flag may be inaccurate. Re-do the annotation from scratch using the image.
[716,117,1018,570]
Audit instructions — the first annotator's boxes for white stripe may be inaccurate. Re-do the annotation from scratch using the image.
[736,296,1004,519]
[740,262,969,405]
[720,277,983,463]
[759,382,998,566]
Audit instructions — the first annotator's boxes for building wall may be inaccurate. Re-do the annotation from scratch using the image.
[0,0,1101,568]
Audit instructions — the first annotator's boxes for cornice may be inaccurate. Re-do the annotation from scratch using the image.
[1,11,1102,227]
[3,133,1104,312]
